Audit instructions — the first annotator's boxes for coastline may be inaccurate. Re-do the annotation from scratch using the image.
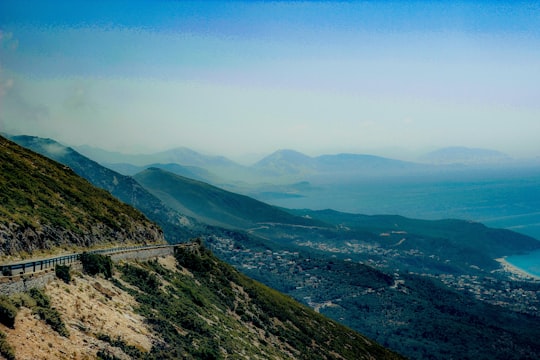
[495,257,540,281]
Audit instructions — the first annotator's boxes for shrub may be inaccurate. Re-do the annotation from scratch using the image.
[55,264,71,283]
[80,252,113,278]
[28,288,69,337]
[120,264,161,294]
[0,298,17,329]
[0,330,16,360]
[36,307,70,337]
[1,267,12,277]
[28,288,50,308]
[96,350,122,360]
[8,292,36,309]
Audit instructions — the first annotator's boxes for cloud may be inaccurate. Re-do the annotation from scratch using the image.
[42,142,68,157]
[0,78,50,136]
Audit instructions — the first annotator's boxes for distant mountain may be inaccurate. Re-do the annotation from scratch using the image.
[252,149,317,177]
[105,162,216,182]
[421,146,511,165]
[134,167,321,229]
[10,135,202,243]
[76,144,252,182]
[253,149,428,181]
[0,135,164,258]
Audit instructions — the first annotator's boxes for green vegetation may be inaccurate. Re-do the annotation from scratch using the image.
[0,330,15,360]
[110,241,401,359]
[97,333,145,359]
[208,234,540,360]
[80,252,113,278]
[55,264,72,283]
[0,297,18,329]
[0,135,163,257]
[28,288,69,337]
[134,167,320,229]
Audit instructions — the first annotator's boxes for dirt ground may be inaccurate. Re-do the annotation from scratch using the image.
[1,269,160,360]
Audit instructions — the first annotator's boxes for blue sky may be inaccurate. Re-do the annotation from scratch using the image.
[1,1,539,161]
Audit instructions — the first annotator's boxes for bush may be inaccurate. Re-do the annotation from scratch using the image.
[28,288,50,308]
[28,288,69,337]
[80,252,113,278]
[0,298,17,329]
[36,307,69,337]
[55,264,71,283]
[96,350,122,360]
[0,330,16,360]
[8,292,36,309]
[120,264,161,294]
[1,267,12,277]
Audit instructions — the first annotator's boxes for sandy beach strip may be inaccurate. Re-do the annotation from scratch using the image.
[495,257,540,281]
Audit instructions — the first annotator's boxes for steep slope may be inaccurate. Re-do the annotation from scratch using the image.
[9,135,202,243]
[0,245,403,359]
[134,167,322,229]
[207,231,540,360]
[0,135,164,259]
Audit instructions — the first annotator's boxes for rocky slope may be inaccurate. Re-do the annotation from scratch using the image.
[0,245,403,359]
[0,135,164,260]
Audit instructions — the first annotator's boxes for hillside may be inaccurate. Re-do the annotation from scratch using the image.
[134,167,321,229]
[0,242,403,359]
[286,209,540,271]
[8,134,540,359]
[9,135,204,244]
[0,135,164,259]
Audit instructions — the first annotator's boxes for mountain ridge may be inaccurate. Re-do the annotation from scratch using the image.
[0,135,165,259]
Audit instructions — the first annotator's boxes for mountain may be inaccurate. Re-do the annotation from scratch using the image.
[9,135,202,243]
[285,209,540,272]
[0,241,402,359]
[252,150,429,181]
[76,144,252,183]
[421,146,511,165]
[252,149,317,177]
[0,136,402,358]
[0,135,164,258]
[105,161,216,182]
[134,167,321,229]
[9,134,540,359]
[207,217,540,360]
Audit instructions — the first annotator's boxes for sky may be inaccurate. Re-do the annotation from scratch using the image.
[1,0,539,163]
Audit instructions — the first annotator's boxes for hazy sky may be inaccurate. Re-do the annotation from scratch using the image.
[1,1,539,162]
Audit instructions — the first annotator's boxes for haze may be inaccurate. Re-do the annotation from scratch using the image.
[1,1,539,163]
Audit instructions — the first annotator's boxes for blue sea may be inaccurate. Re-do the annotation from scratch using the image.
[506,249,540,278]
[263,167,540,241]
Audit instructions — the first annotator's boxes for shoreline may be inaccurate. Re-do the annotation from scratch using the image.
[495,257,540,281]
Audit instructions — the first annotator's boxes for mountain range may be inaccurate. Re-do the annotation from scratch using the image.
[0,135,401,359]
[5,134,540,359]
[76,143,520,185]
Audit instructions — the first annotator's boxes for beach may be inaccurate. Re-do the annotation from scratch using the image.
[495,257,540,281]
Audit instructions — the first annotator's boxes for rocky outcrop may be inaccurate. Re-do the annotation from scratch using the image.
[0,221,164,258]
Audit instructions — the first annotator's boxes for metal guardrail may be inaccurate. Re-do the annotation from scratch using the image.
[0,244,173,277]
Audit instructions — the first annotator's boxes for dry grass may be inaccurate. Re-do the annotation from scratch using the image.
[0,271,159,359]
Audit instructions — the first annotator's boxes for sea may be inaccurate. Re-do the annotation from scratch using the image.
[261,166,540,274]
[506,249,540,278]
